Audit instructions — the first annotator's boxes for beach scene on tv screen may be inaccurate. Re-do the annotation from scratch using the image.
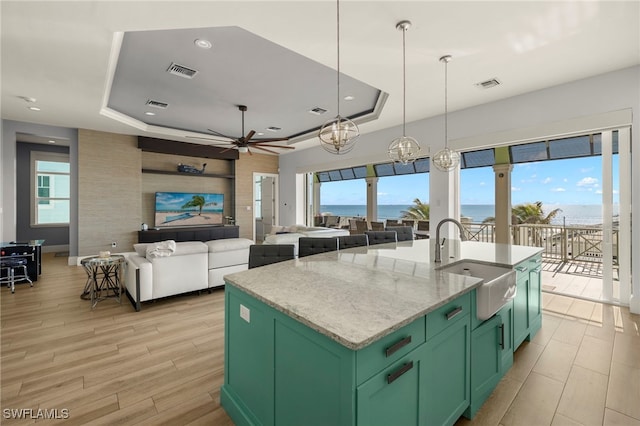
[155,192,224,227]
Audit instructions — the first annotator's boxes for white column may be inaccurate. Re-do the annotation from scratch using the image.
[366,177,378,222]
[430,166,459,239]
[602,131,613,302]
[493,164,513,244]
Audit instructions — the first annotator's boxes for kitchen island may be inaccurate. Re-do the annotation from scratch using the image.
[221,240,543,426]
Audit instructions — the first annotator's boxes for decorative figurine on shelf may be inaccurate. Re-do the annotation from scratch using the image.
[177,163,207,174]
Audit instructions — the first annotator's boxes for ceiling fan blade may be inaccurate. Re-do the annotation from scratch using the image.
[206,129,236,139]
[244,130,256,141]
[219,146,236,154]
[250,142,295,149]
[252,145,280,155]
[249,137,290,143]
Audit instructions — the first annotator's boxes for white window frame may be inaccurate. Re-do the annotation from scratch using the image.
[30,151,70,226]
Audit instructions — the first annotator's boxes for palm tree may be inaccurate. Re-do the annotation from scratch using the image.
[483,201,561,224]
[401,198,430,220]
[512,201,561,224]
[182,195,206,215]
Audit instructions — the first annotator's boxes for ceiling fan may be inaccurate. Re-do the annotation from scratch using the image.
[188,105,294,155]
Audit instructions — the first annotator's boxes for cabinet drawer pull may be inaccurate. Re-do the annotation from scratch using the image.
[515,266,528,273]
[532,258,542,264]
[532,266,542,273]
[385,335,412,358]
[387,361,414,384]
[446,306,463,321]
[499,324,505,350]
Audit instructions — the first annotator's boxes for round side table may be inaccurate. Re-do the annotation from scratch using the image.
[80,255,125,309]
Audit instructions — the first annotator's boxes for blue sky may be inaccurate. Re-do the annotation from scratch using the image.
[321,156,619,206]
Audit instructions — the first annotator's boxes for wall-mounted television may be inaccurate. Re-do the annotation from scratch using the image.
[154,192,224,228]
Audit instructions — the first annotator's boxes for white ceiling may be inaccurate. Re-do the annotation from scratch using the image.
[2,1,639,152]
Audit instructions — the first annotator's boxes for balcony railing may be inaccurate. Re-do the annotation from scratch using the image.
[462,222,619,266]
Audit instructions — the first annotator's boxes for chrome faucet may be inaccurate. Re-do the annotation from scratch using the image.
[434,218,468,263]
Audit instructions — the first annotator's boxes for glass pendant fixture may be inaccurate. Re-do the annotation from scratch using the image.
[318,0,360,155]
[432,54,460,172]
[388,20,421,164]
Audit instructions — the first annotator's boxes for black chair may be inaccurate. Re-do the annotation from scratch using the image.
[386,226,414,242]
[248,244,295,269]
[338,234,369,250]
[298,237,339,258]
[365,231,397,245]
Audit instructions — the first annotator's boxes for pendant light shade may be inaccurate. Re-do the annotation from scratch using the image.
[388,20,421,164]
[432,55,460,172]
[318,0,360,155]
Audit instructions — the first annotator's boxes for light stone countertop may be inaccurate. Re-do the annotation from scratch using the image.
[224,240,542,350]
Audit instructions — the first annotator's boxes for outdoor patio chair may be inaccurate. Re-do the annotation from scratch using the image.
[416,220,430,239]
[370,221,385,231]
[385,219,401,226]
[355,220,369,234]
[298,237,339,258]
[248,244,295,269]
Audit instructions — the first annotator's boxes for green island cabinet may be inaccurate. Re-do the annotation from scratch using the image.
[513,253,543,349]
[222,286,470,426]
[221,253,543,426]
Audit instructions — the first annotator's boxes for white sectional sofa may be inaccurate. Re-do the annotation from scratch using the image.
[263,225,349,256]
[125,238,252,310]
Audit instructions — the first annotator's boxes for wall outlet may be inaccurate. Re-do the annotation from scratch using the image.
[111,241,117,248]
[240,304,250,323]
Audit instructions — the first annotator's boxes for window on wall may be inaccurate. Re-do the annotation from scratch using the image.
[31,152,70,225]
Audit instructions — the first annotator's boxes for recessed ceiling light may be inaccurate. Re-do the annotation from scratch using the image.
[144,111,156,116]
[194,39,212,49]
[257,132,265,136]
[344,95,355,101]
[48,140,56,144]
[28,106,41,111]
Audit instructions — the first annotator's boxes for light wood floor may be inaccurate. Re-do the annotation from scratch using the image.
[1,254,639,425]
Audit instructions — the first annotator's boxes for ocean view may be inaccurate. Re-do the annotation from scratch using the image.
[320,204,620,226]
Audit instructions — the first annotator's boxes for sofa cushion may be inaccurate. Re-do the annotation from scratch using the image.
[205,238,253,253]
[206,238,253,269]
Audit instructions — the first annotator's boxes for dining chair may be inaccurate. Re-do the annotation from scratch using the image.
[248,244,295,269]
[338,234,369,249]
[364,231,398,245]
[298,237,339,258]
[386,226,414,242]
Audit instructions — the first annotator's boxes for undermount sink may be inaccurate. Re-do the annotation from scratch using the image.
[437,261,517,320]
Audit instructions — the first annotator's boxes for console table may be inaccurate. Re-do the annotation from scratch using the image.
[137,225,239,243]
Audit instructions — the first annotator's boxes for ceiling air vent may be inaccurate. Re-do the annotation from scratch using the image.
[145,99,169,109]
[166,62,198,79]
[309,107,328,115]
[266,126,282,132]
[475,78,501,89]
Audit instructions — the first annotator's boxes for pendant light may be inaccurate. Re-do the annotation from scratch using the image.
[388,20,421,164]
[318,0,360,155]
[432,55,460,172]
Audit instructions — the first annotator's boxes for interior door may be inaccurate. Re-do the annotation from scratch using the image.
[254,173,278,242]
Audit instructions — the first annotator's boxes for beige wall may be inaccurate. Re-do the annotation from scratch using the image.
[78,129,141,256]
[77,129,279,251]
[234,153,279,240]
